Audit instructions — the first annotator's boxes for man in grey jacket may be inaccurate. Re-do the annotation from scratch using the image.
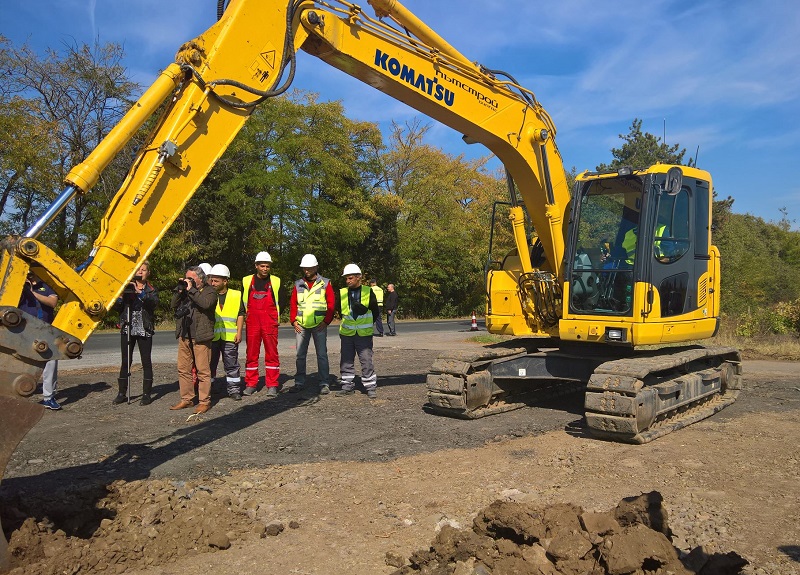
[170,266,217,414]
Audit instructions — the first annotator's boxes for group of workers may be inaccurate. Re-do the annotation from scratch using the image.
[28,253,398,415]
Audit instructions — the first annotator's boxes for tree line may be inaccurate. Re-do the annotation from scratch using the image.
[2,38,799,335]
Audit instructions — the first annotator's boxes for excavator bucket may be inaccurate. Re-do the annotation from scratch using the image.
[0,397,43,572]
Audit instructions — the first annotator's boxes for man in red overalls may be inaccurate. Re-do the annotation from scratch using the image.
[242,251,281,397]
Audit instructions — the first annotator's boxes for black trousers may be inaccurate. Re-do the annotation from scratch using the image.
[119,333,154,381]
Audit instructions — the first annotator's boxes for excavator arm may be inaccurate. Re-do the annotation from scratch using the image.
[2,0,571,406]
[1,2,569,567]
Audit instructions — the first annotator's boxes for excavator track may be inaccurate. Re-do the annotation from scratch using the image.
[425,344,742,443]
[425,344,600,419]
[584,346,742,444]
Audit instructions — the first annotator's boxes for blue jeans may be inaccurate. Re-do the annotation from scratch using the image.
[295,324,330,387]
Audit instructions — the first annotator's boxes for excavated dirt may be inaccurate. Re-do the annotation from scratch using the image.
[1,328,799,574]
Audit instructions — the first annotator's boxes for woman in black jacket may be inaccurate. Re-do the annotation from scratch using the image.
[114,261,159,405]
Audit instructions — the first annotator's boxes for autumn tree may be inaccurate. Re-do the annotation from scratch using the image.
[380,120,507,317]
[0,36,138,260]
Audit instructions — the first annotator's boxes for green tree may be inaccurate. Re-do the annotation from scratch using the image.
[168,91,385,291]
[0,36,138,259]
[381,120,506,317]
[596,119,690,172]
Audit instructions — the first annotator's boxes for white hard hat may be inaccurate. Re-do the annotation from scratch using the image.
[255,251,272,263]
[299,254,319,268]
[208,264,230,278]
[198,263,212,275]
[342,263,362,276]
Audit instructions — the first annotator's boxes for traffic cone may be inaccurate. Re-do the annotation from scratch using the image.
[471,311,478,331]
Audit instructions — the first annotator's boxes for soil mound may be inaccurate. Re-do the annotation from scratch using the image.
[3,477,276,574]
[390,491,748,575]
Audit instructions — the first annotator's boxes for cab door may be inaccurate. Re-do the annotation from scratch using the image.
[644,176,712,320]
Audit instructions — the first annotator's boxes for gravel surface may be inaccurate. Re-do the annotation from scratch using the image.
[2,330,798,574]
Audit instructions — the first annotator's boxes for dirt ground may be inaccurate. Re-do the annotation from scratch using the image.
[2,328,799,574]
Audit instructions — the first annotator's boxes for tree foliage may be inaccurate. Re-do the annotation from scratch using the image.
[4,29,797,330]
[380,120,506,317]
[162,91,386,293]
[595,119,690,172]
[0,35,138,260]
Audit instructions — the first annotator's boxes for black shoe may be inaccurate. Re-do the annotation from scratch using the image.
[375,333,383,337]
[334,389,355,397]
[388,333,396,336]
[229,392,242,401]
[112,393,127,405]
[140,394,152,406]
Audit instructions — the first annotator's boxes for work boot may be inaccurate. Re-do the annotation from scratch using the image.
[112,378,127,405]
[140,379,153,406]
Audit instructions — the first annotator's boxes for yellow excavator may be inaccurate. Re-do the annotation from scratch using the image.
[0,0,741,567]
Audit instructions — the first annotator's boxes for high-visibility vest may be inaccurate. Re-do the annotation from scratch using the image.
[623,228,637,265]
[371,285,384,306]
[242,274,281,316]
[296,276,330,328]
[653,224,668,258]
[339,286,373,336]
[213,289,242,342]
[623,224,668,264]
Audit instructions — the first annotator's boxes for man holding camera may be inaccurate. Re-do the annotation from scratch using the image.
[170,266,216,414]
[19,272,61,410]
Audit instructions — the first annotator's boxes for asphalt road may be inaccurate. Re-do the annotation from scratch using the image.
[69,318,482,370]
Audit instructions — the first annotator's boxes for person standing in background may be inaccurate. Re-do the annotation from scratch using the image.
[242,252,281,398]
[336,264,380,399]
[19,272,60,410]
[113,261,159,405]
[207,264,245,400]
[289,254,335,395]
[369,279,384,337]
[170,266,216,414]
[385,283,398,336]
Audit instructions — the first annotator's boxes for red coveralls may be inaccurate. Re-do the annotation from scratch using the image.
[244,276,280,389]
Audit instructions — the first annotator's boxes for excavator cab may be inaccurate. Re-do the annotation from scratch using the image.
[563,164,720,346]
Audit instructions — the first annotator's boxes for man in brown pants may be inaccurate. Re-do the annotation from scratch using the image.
[170,265,217,414]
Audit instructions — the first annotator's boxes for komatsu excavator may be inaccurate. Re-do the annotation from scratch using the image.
[0,0,741,567]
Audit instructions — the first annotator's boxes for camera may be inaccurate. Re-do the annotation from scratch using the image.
[122,282,137,297]
[173,278,189,294]
[174,301,192,319]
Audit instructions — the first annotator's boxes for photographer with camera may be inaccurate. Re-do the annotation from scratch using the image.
[112,261,158,405]
[19,271,61,410]
[170,265,216,414]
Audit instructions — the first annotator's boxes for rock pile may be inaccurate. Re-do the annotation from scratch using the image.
[390,491,748,575]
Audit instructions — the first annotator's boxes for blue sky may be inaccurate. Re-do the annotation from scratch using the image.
[3,0,799,227]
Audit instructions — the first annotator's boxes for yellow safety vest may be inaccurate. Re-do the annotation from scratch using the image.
[296,276,330,328]
[213,289,242,342]
[339,286,373,336]
[242,274,281,316]
[653,224,668,259]
[371,285,384,306]
[623,228,637,265]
